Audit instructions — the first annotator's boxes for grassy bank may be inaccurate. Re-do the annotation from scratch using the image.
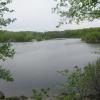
[0,27,100,43]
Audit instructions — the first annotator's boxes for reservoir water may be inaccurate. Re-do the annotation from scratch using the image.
[0,39,100,96]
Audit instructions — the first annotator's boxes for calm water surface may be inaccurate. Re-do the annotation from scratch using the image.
[0,39,100,96]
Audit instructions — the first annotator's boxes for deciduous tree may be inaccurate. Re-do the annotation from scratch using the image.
[0,0,15,81]
[53,0,100,27]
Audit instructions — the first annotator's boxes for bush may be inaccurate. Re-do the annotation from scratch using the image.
[58,59,100,100]
[82,32,100,43]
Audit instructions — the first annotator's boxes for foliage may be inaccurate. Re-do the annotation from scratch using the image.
[53,0,100,26]
[0,66,14,81]
[0,43,15,61]
[82,31,100,43]
[57,93,76,100]
[58,59,100,100]
[0,0,16,28]
[0,27,100,43]
[0,0,15,82]
[0,31,43,42]
[30,59,100,100]
[32,88,50,100]
[0,43,14,82]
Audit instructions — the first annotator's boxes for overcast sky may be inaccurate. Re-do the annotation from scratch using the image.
[4,0,100,32]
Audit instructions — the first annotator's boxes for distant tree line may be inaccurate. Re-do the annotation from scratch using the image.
[0,27,100,43]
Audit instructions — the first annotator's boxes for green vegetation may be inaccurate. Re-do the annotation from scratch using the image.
[53,0,100,26]
[32,88,50,100]
[0,27,100,43]
[0,0,15,82]
[0,66,14,81]
[82,31,100,43]
[0,0,100,98]
[0,43,15,61]
[0,31,42,42]
[57,58,100,100]
[0,0,16,28]
[0,42,14,82]
[31,59,100,100]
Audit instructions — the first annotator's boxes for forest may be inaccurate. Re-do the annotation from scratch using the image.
[0,27,100,43]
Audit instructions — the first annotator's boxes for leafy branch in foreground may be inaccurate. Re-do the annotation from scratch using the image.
[0,43,15,82]
[53,0,100,27]
[58,58,100,100]
[0,0,16,82]
[0,43,15,61]
[0,0,15,61]
[32,88,50,100]
[31,59,100,100]
[0,0,16,28]
[0,66,14,81]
